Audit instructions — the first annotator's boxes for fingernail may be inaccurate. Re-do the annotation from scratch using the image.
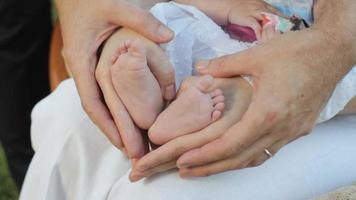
[129,172,142,182]
[158,25,174,40]
[195,60,209,72]
[164,84,176,100]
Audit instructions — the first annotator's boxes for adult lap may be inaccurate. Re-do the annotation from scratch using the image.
[21,79,356,200]
[108,115,356,200]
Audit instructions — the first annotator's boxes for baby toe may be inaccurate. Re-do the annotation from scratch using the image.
[196,75,214,93]
[214,102,225,112]
[212,95,225,105]
[209,89,223,98]
[211,110,222,122]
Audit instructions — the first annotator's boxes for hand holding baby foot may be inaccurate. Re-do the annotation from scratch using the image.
[95,28,176,159]
[111,39,163,130]
[149,76,225,145]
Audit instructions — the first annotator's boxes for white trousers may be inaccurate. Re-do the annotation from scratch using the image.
[20,79,356,200]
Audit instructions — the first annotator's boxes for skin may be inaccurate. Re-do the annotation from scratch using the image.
[55,0,173,158]
[129,76,253,181]
[175,0,285,40]
[130,0,356,180]
[96,27,177,158]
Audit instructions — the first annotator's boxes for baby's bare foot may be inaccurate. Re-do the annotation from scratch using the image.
[111,39,163,129]
[149,75,225,145]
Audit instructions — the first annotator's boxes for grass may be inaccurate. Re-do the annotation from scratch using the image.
[0,144,19,200]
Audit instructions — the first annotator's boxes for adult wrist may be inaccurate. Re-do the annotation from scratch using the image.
[311,27,355,72]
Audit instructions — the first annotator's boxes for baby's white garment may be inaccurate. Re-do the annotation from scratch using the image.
[151,2,356,123]
[20,79,356,200]
[19,3,356,200]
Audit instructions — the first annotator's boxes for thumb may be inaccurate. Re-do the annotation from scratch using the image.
[110,2,174,43]
[195,50,257,77]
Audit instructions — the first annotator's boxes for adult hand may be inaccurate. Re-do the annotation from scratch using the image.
[95,28,175,159]
[130,77,253,181]
[55,0,175,155]
[175,29,354,177]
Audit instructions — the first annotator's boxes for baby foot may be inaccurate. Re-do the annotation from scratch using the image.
[111,39,163,129]
[149,75,225,145]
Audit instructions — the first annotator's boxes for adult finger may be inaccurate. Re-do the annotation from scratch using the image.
[96,67,148,158]
[249,139,287,167]
[109,1,174,43]
[130,161,176,182]
[132,112,236,174]
[249,133,301,167]
[195,49,259,78]
[176,102,267,168]
[134,129,217,173]
[72,60,124,150]
[179,132,281,177]
[146,45,176,101]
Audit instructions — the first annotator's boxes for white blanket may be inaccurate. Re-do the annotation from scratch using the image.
[20,79,356,200]
[20,3,356,200]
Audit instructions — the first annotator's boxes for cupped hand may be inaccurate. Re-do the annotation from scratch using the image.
[55,0,174,154]
[175,30,350,177]
[130,77,253,181]
[95,28,176,159]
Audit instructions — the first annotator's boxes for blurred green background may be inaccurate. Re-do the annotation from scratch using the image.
[0,144,19,200]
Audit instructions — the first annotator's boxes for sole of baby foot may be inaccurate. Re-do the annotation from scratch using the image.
[111,39,163,129]
[148,75,225,145]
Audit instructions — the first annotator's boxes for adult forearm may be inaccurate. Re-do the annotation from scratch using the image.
[313,0,356,69]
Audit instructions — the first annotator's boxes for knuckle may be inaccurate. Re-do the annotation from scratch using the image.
[214,57,228,68]
[266,103,289,123]
[223,142,239,157]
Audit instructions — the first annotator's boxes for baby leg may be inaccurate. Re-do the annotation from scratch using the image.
[149,75,226,145]
[111,39,163,130]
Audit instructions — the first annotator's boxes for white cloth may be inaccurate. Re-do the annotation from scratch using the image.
[153,2,356,123]
[20,79,356,200]
[20,3,356,200]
